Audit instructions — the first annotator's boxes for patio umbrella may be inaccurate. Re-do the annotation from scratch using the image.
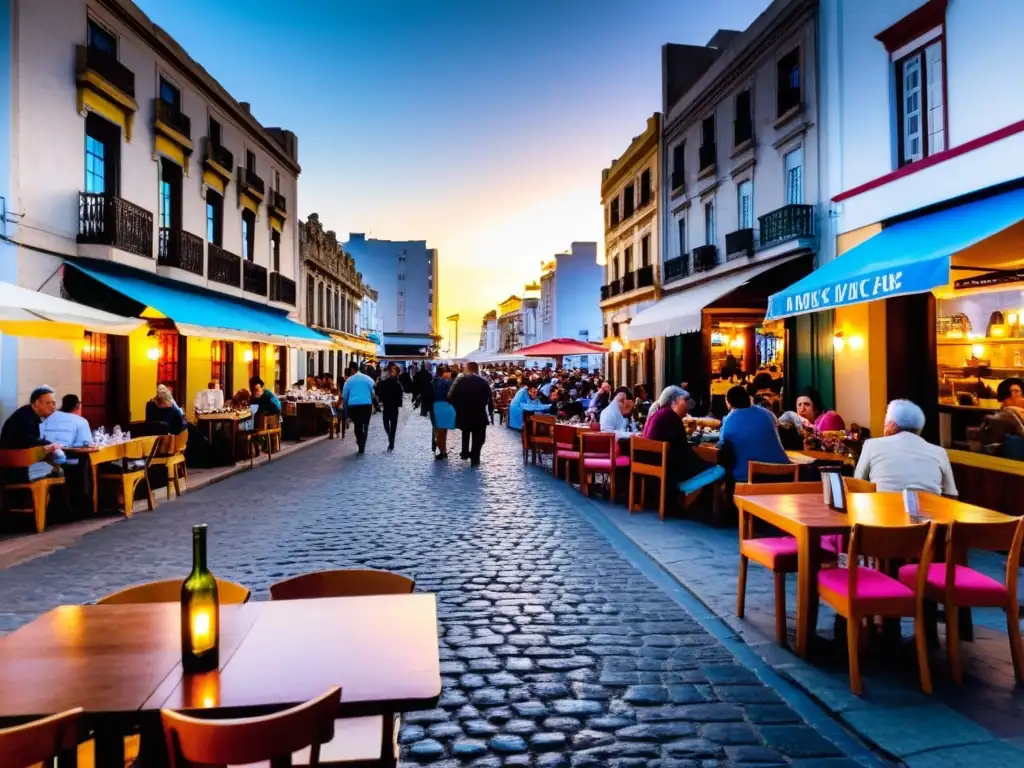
[0,281,144,339]
[515,338,608,368]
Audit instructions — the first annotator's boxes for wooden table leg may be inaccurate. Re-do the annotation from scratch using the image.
[795,528,823,658]
[90,460,99,515]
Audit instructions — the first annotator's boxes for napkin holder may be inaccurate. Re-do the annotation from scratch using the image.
[820,468,846,512]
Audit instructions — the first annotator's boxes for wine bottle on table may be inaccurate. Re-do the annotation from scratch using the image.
[181,524,220,673]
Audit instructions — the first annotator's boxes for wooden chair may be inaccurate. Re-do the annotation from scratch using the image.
[736,482,831,644]
[579,432,628,501]
[270,570,414,768]
[97,435,161,517]
[820,521,938,695]
[843,477,877,494]
[898,516,1024,686]
[748,461,800,484]
[150,430,189,500]
[161,687,341,768]
[553,424,579,482]
[0,446,68,533]
[0,707,81,768]
[529,414,557,467]
[98,577,252,605]
[248,414,283,467]
[628,437,668,520]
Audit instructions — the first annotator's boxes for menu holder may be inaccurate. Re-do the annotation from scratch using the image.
[820,467,846,512]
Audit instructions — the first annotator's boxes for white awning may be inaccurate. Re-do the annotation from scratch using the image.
[0,281,144,337]
[625,256,801,341]
[175,323,334,350]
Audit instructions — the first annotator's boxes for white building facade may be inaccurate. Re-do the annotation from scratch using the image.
[540,242,603,370]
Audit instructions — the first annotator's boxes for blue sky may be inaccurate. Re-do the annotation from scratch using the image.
[137,0,769,353]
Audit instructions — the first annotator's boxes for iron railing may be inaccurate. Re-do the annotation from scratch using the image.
[758,204,814,249]
[692,244,718,272]
[636,264,655,289]
[77,193,153,258]
[269,272,296,305]
[77,45,135,96]
[725,228,755,260]
[269,189,287,213]
[154,99,191,140]
[238,167,265,198]
[208,243,241,287]
[204,138,233,171]
[157,228,203,275]
[243,260,268,296]
[663,254,689,282]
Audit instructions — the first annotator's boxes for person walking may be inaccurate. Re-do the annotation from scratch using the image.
[431,366,456,459]
[414,363,433,417]
[376,363,404,451]
[449,362,492,466]
[341,362,375,454]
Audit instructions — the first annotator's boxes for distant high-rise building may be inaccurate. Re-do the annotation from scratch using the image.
[343,234,440,359]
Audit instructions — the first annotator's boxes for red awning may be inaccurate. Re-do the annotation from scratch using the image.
[516,338,607,358]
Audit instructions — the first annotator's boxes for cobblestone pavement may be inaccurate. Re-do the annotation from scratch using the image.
[0,410,865,767]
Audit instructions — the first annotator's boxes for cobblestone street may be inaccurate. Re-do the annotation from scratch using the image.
[0,410,867,767]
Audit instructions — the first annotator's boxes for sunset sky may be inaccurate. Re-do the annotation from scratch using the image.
[137,0,769,354]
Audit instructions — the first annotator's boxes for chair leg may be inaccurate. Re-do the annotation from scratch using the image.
[736,555,748,618]
[847,615,863,695]
[915,601,933,694]
[143,477,154,511]
[658,478,666,521]
[172,468,181,499]
[627,472,635,514]
[609,469,616,503]
[31,484,48,533]
[773,571,787,644]
[1007,601,1024,685]
[947,604,963,685]
[581,470,589,497]
[121,478,134,518]
[640,478,647,510]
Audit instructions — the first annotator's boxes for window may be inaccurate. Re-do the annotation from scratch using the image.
[209,116,221,148]
[737,180,753,229]
[640,169,652,207]
[776,48,801,117]
[275,345,287,395]
[699,116,716,171]
[156,332,180,401]
[81,331,110,429]
[85,113,119,196]
[87,20,116,55]
[271,230,280,271]
[623,183,635,218]
[211,340,229,393]
[896,40,945,166]
[306,277,315,326]
[610,198,620,228]
[158,157,182,255]
[274,170,281,191]
[241,209,256,261]
[734,90,753,146]
[317,282,324,326]
[784,147,803,204]
[245,149,256,173]
[677,217,686,257]
[158,77,180,110]
[704,201,716,246]
[326,288,333,329]
[641,234,650,267]
[85,134,105,194]
[334,293,340,331]
[251,343,261,379]
[611,255,619,282]
[623,246,633,275]
[206,190,223,245]
[671,142,685,189]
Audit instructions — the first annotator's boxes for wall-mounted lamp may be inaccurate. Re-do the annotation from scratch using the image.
[971,343,986,358]
[146,344,160,361]
[832,332,845,353]
[848,334,864,351]
[833,330,864,353]
[610,339,624,354]
[243,348,254,363]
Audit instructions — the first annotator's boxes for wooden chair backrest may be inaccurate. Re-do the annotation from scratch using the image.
[630,437,667,478]
[258,413,282,430]
[946,518,1024,579]
[553,424,577,447]
[121,435,162,470]
[0,707,81,768]
[161,687,340,768]
[530,414,556,440]
[98,578,251,605]
[579,431,614,458]
[269,569,415,601]
[157,429,190,457]
[843,477,876,494]
[849,521,935,562]
[0,446,48,468]
[748,461,799,483]
[734,481,821,496]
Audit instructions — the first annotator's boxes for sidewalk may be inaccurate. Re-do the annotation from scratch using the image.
[583,498,1024,767]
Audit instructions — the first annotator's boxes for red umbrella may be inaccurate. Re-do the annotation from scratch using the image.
[516,338,607,367]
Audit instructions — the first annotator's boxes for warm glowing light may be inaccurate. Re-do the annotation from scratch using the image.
[730,338,744,349]
[832,333,845,353]
[971,343,985,358]
[848,334,864,351]
[190,606,215,654]
[720,334,730,347]
[146,345,160,361]
[243,348,254,363]
[968,332,982,340]
[945,329,964,340]
[991,325,1007,338]
[1009,313,1019,326]
[776,340,784,352]
[610,339,624,354]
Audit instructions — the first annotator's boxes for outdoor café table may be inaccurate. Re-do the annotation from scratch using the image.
[65,436,152,515]
[0,594,441,767]
[196,409,252,446]
[733,491,1011,658]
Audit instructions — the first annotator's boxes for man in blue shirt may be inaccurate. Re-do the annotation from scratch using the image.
[342,363,376,453]
[41,394,93,448]
[717,385,790,482]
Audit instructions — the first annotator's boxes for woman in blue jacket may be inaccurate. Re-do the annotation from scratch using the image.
[431,367,457,459]
[507,381,551,431]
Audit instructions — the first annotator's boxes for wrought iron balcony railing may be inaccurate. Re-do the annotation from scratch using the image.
[725,228,755,261]
[758,204,814,249]
[692,244,718,272]
[77,45,135,97]
[243,259,268,296]
[77,193,153,258]
[663,254,689,282]
[157,228,203,275]
[154,98,191,140]
[208,243,241,287]
[269,271,296,305]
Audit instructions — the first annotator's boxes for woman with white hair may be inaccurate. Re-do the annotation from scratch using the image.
[854,399,957,495]
[643,385,724,495]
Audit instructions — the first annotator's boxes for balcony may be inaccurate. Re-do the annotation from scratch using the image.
[77,193,153,258]
[153,99,192,150]
[157,228,204,276]
[238,167,265,202]
[600,279,622,301]
[663,254,690,283]
[208,243,241,288]
[622,271,636,292]
[758,204,814,249]
[269,189,287,216]
[269,271,296,306]
[77,45,135,98]
[692,244,718,272]
[725,228,755,261]
[698,143,716,175]
[243,260,268,296]
[75,46,138,140]
[636,264,655,289]
[203,138,233,183]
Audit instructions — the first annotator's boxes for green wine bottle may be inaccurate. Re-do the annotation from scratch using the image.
[181,524,220,673]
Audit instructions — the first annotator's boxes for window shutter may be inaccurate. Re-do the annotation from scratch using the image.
[925,42,945,154]
[902,53,924,163]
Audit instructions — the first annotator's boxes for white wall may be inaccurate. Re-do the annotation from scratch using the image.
[821,0,1024,234]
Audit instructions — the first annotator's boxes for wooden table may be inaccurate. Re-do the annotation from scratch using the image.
[0,595,441,763]
[65,437,151,514]
[733,491,1010,658]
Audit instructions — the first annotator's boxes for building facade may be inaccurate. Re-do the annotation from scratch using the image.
[299,214,376,379]
[540,242,603,370]
[600,114,662,391]
[358,287,383,358]
[478,310,498,354]
[496,295,539,354]
[343,234,440,360]
[0,0,326,425]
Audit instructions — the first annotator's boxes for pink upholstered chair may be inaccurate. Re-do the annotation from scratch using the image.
[819,521,938,694]
[736,482,833,643]
[579,432,629,501]
[898,516,1024,686]
[554,424,579,482]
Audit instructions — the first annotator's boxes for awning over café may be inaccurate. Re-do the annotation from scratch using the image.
[766,185,1024,320]
[327,331,378,356]
[0,280,144,338]
[625,256,801,341]
[67,262,332,348]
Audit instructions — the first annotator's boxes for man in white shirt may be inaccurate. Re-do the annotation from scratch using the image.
[41,394,92,449]
[194,381,224,413]
[599,389,634,432]
[854,399,958,496]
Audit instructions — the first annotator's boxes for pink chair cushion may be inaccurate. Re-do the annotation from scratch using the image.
[556,450,578,460]
[583,456,630,470]
[897,563,1008,605]
[820,535,844,554]
[556,442,575,451]
[818,566,914,600]
[743,536,799,567]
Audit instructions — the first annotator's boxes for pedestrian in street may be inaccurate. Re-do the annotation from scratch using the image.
[431,366,456,460]
[449,362,492,466]
[376,363,404,452]
[342,362,375,454]
[414,363,433,417]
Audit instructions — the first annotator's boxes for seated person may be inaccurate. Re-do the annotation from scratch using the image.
[507,381,550,431]
[854,399,957,495]
[194,380,225,412]
[1,385,64,481]
[796,386,845,431]
[41,394,93,448]
[633,385,652,418]
[776,410,807,451]
[249,376,281,421]
[146,387,186,435]
[599,389,634,432]
[980,377,1024,457]
[644,386,724,492]
[716,386,790,482]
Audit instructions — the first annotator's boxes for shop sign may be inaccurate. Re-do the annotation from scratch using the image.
[953,269,1024,291]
